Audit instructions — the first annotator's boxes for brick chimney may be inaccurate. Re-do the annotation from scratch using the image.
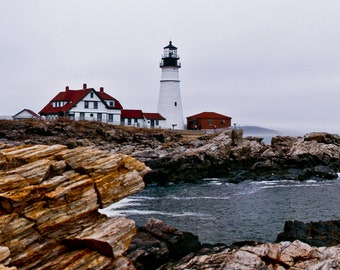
[65,86,69,91]
[83,83,87,89]
[100,87,104,93]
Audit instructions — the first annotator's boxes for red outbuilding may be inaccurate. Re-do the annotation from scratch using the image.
[186,112,232,130]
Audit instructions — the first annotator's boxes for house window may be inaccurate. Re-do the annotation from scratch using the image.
[97,113,102,121]
[108,114,113,122]
[84,101,89,109]
[93,101,98,109]
[134,118,138,123]
[208,119,213,126]
[174,102,177,107]
[109,101,114,107]
[128,118,132,125]
[79,112,85,120]
[155,120,159,125]
[90,92,94,98]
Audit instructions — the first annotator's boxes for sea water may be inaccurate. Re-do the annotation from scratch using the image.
[101,176,340,245]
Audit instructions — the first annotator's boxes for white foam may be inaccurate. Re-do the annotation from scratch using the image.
[259,182,334,189]
[168,196,230,200]
[101,197,141,212]
[102,209,211,218]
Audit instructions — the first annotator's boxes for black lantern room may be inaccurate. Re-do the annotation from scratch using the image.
[160,41,181,68]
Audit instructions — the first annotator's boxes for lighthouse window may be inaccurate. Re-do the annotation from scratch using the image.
[174,102,177,107]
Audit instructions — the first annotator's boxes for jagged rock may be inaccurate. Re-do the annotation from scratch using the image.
[0,246,15,270]
[304,132,340,145]
[0,143,150,269]
[312,165,338,179]
[164,240,340,270]
[125,218,201,270]
[0,120,339,183]
[276,219,340,247]
[144,218,201,258]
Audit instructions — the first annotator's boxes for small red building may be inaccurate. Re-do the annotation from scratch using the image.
[187,112,232,130]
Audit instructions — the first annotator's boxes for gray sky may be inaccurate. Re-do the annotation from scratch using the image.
[1,0,339,134]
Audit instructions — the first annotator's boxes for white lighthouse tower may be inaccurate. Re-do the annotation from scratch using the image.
[158,41,184,130]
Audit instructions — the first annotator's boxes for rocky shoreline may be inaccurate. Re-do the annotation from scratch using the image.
[0,120,339,184]
[126,218,340,269]
[0,120,340,269]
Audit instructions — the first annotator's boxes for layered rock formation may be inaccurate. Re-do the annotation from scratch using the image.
[126,219,340,270]
[0,143,150,269]
[163,240,340,269]
[0,120,339,183]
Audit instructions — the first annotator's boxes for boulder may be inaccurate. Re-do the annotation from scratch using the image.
[304,132,340,145]
[125,218,201,269]
[277,219,340,247]
[164,240,340,270]
[0,143,150,269]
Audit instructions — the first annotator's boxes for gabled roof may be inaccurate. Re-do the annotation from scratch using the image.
[121,109,144,119]
[39,87,122,115]
[143,113,165,120]
[187,112,232,120]
[13,109,40,119]
[97,91,123,109]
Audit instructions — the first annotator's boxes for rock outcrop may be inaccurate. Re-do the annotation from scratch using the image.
[125,218,202,269]
[256,132,340,180]
[0,143,150,269]
[161,240,340,269]
[277,219,340,247]
[0,120,339,184]
[125,218,340,269]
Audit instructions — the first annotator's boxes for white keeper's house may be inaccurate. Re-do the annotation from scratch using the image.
[39,84,123,124]
[39,83,166,128]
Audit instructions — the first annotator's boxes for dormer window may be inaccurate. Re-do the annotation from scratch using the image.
[109,101,114,107]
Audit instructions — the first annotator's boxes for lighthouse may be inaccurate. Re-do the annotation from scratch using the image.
[157,41,184,130]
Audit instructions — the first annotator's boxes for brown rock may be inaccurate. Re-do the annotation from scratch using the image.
[167,240,340,270]
[0,144,150,269]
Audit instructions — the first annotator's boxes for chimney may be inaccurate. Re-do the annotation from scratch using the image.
[65,86,69,91]
[100,87,104,93]
[83,83,87,89]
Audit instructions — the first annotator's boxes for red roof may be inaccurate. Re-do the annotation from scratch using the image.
[143,113,165,120]
[39,87,122,115]
[187,112,232,120]
[121,109,144,119]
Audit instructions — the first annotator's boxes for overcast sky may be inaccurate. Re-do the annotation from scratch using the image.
[1,1,339,134]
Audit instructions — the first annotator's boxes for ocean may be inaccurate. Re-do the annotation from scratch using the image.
[101,176,340,245]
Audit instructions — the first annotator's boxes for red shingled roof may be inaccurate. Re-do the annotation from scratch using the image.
[39,87,122,115]
[187,112,232,120]
[143,113,165,120]
[121,109,144,119]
